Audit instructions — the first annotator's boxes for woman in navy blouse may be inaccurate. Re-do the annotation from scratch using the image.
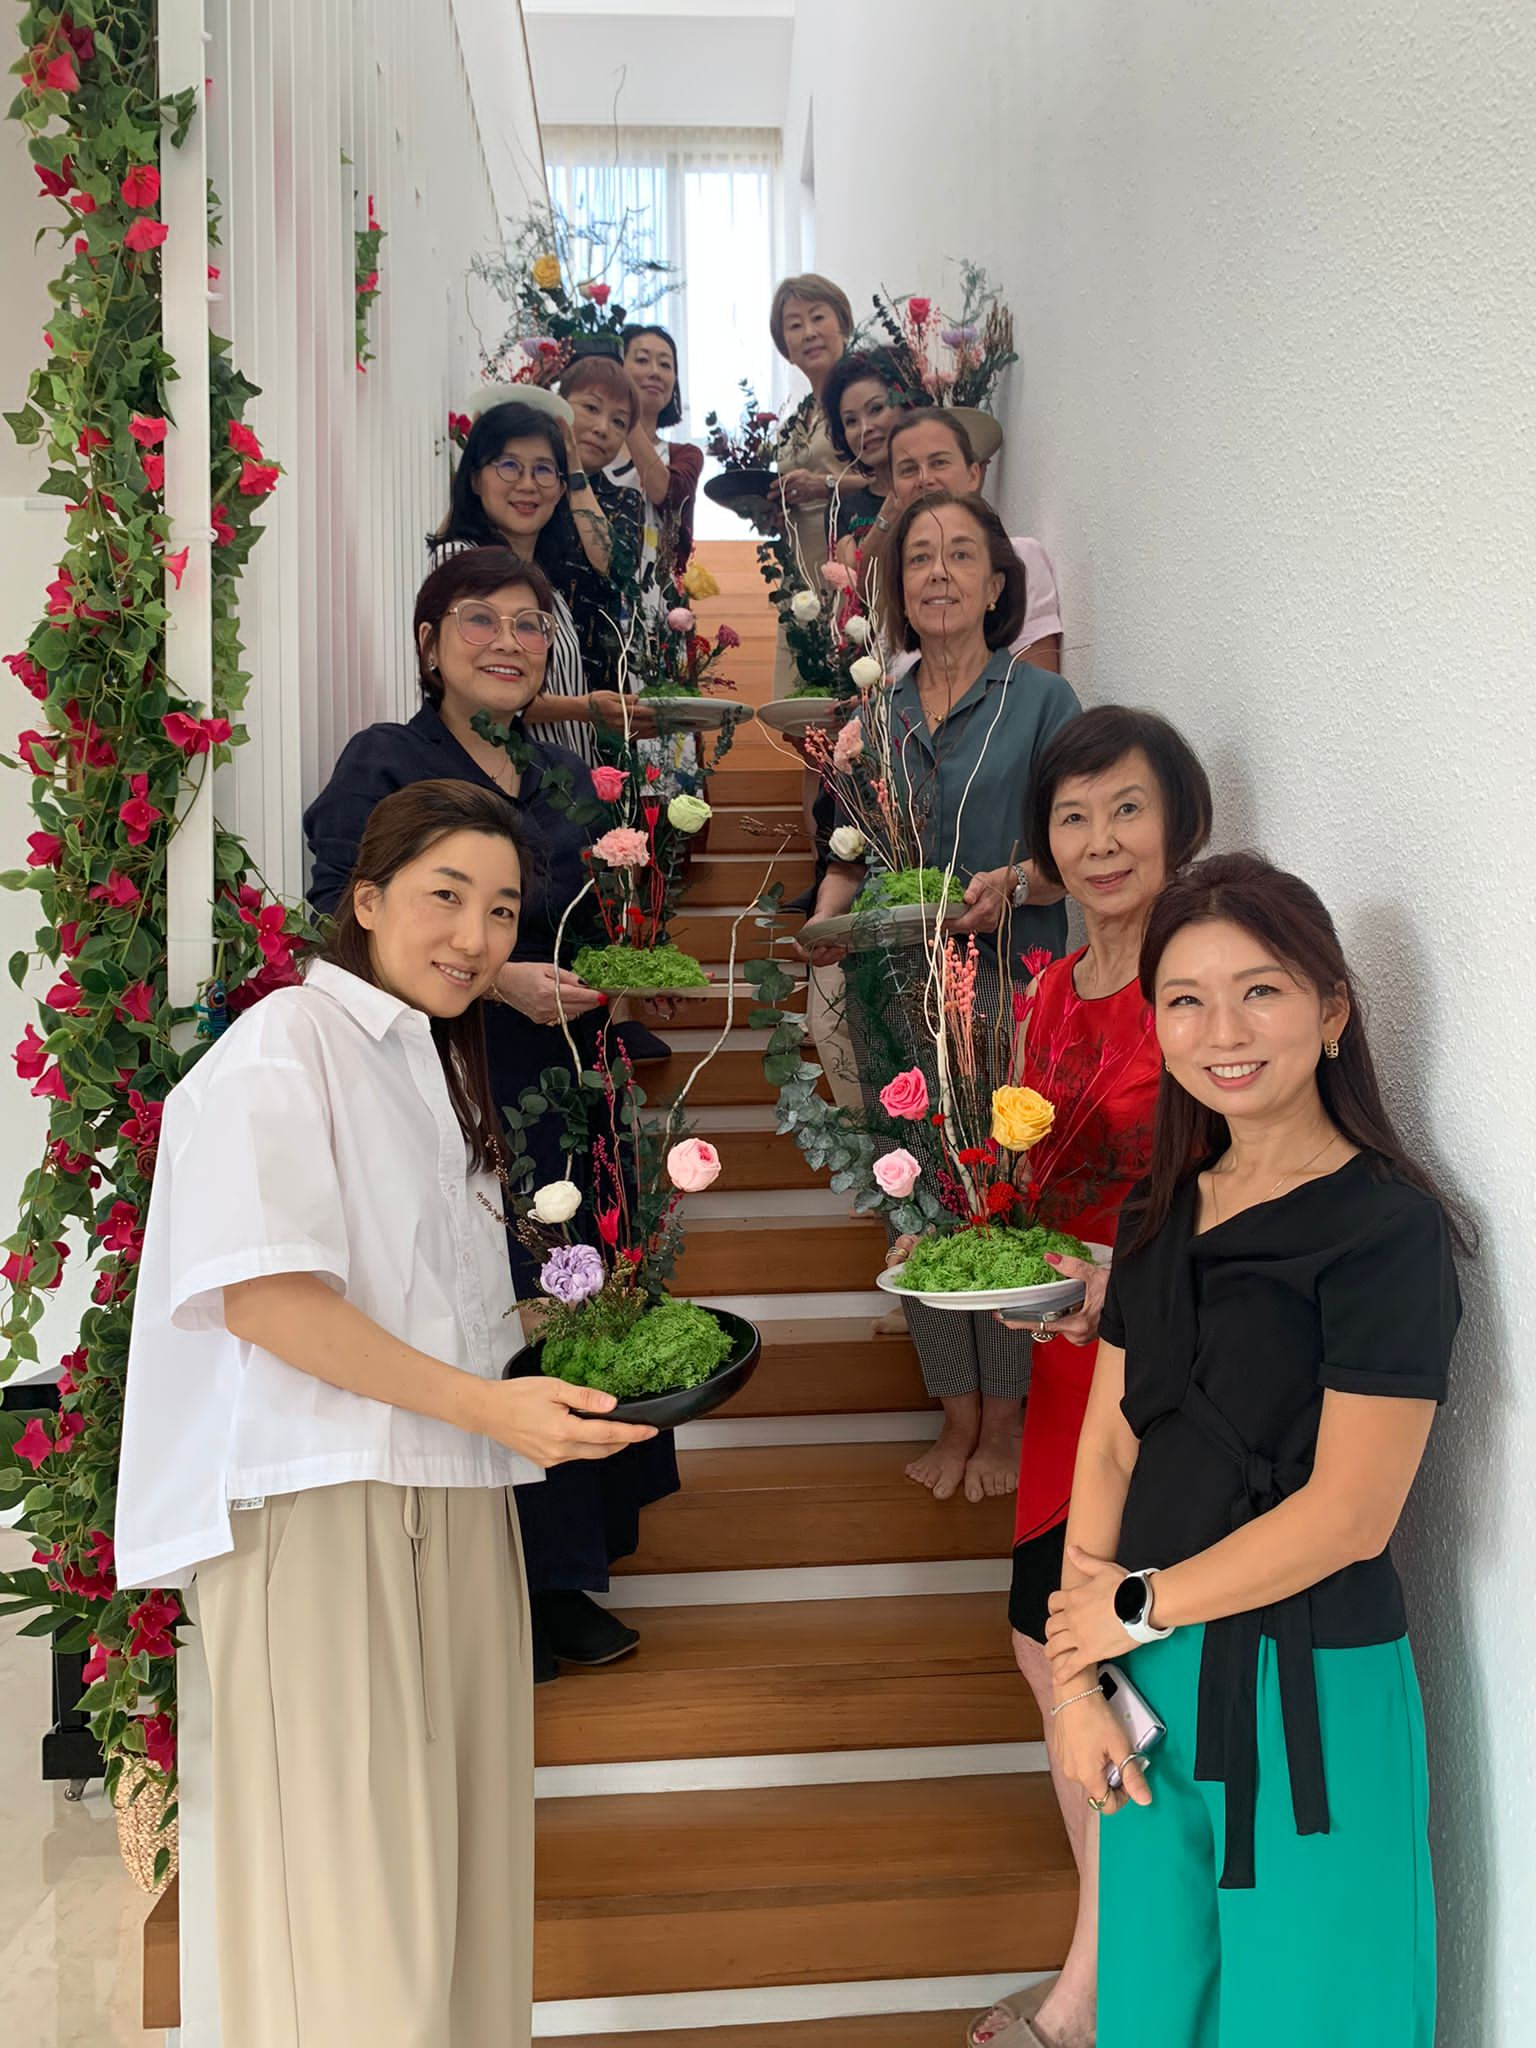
[305,545,678,1682]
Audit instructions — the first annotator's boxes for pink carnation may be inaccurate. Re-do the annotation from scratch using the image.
[666,1138,722,1193]
[592,827,650,870]
[832,717,863,770]
[590,764,628,803]
[879,1067,930,1120]
[872,1148,921,1199]
[821,561,854,591]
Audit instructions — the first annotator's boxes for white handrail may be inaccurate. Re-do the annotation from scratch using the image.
[157,0,214,1017]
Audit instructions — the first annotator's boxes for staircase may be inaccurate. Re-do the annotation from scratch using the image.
[139,542,1073,2037]
[530,542,1073,2040]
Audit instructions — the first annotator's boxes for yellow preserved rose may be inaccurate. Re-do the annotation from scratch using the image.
[682,559,721,601]
[990,1086,1056,1153]
[531,253,561,291]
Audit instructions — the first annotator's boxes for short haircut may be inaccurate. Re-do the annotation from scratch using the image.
[558,353,641,421]
[1025,705,1215,886]
[879,489,1026,653]
[770,272,854,359]
[888,406,977,470]
[820,347,925,461]
[621,323,684,428]
[412,545,556,706]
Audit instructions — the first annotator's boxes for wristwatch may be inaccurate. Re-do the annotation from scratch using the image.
[566,468,590,491]
[1009,863,1031,910]
[1113,1568,1174,1645]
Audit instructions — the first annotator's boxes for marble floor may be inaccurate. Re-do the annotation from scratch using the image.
[0,1527,154,2046]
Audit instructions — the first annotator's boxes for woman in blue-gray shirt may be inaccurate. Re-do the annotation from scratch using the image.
[800,490,1081,1502]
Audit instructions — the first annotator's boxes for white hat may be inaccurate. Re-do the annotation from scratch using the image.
[467,382,574,428]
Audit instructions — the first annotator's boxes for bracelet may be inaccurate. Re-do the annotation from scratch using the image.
[1050,1682,1105,1719]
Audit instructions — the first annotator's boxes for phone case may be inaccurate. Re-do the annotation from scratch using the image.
[1099,1662,1166,1788]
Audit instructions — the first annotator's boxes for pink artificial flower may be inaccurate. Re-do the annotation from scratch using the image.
[715,623,741,649]
[207,264,220,284]
[81,1638,110,1685]
[32,1063,70,1103]
[44,970,87,1014]
[589,282,611,306]
[356,269,379,295]
[164,547,189,588]
[26,831,64,869]
[666,606,695,633]
[54,1410,84,1453]
[821,561,854,592]
[5,650,49,699]
[13,1417,54,1470]
[162,710,230,754]
[2,1250,35,1286]
[908,296,931,324]
[128,411,168,446]
[238,900,294,966]
[127,1590,181,1662]
[140,1712,176,1775]
[35,160,72,197]
[39,50,80,93]
[140,452,165,492]
[122,217,169,254]
[67,188,95,214]
[592,826,650,870]
[118,773,164,846]
[872,1147,921,1200]
[878,1067,930,1121]
[13,1026,47,1080]
[89,870,140,910]
[57,920,84,957]
[238,457,280,496]
[666,1138,722,1194]
[590,764,628,802]
[210,503,235,546]
[18,731,58,776]
[115,982,154,1025]
[228,420,263,458]
[49,1139,91,1177]
[76,426,108,456]
[120,165,160,209]
[832,717,863,771]
[100,1199,144,1259]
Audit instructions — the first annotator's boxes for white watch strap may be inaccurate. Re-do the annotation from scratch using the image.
[1121,1566,1174,1645]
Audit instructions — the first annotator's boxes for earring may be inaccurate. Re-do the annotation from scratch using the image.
[1323,1040,1340,1060]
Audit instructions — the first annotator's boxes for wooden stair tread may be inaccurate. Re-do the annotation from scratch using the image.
[733,1316,932,1414]
[535,1593,1037,1765]
[535,1774,1072,1996]
[612,1441,1016,1573]
[673,1215,885,1293]
[561,2016,982,2047]
[641,1048,823,1109]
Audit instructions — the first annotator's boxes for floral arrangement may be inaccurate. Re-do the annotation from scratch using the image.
[633,596,741,702]
[572,776,712,990]
[0,0,312,1847]
[703,379,780,470]
[353,191,383,372]
[754,534,869,700]
[862,262,1017,416]
[472,203,675,379]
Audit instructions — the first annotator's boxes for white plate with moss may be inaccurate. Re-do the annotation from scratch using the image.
[756,697,842,736]
[877,1239,1112,1314]
[637,696,749,732]
[799,899,957,952]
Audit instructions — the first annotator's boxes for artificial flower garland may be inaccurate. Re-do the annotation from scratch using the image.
[354,190,383,371]
[0,2,308,1854]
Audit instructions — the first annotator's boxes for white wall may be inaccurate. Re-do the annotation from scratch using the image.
[796,0,1536,2036]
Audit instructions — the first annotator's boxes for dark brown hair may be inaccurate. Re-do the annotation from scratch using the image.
[412,545,555,706]
[621,322,683,427]
[1026,706,1214,887]
[769,272,854,357]
[887,406,978,469]
[325,779,527,1171]
[821,348,924,461]
[1129,851,1471,1251]
[879,489,1026,652]
[433,400,576,574]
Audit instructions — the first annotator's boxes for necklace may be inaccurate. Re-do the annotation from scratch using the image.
[1207,1130,1340,1228]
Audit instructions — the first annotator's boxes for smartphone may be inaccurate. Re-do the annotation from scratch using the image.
[1099,1662,1166,1788]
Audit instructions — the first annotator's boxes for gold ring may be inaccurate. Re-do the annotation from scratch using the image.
[1087,1794,1106,1813]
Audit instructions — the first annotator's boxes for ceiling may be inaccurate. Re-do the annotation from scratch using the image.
[522,0,794,130]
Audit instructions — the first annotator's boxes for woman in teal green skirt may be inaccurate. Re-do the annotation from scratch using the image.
[1041,853,1463,2048]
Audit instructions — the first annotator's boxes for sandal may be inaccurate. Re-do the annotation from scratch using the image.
[966,1977,1057,2047]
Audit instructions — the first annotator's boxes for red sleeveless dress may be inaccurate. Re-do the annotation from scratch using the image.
[1013,949,1160,1547]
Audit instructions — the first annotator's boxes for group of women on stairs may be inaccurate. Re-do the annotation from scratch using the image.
[770,267,1465,2048]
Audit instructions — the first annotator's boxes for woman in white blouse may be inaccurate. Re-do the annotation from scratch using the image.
[115,778,653,2048]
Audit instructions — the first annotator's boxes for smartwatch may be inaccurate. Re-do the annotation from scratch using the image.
[566,468,590,492]
[1113,1568,1174,1645]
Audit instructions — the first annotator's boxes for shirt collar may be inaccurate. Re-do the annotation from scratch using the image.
[305,959,423,1042]
[888,646,1013,745]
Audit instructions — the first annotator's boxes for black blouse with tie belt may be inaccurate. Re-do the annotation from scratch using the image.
[1099,1155,1460,1888]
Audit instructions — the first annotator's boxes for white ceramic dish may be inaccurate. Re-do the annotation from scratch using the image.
[877,1240,1112,1314]
[756,696,842,736]
[798,899,956,952]
[639,696,748,732]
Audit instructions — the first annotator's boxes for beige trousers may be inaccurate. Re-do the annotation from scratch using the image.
[192,1481,533,2048]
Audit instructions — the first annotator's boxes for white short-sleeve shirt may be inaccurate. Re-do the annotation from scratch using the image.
[115,961,539,1591]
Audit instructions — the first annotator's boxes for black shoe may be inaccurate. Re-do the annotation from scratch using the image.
[613,1020,671,1064]
[531,1608,560,1685]
[534,1589,640,1667]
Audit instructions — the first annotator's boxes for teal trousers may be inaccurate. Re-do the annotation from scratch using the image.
[1097,1624,1436,2047]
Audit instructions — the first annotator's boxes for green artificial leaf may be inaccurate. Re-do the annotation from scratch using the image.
[7,950,28,988]
[3,405,41,444]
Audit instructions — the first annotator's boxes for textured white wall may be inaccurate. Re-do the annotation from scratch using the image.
[797,0,1536,2034]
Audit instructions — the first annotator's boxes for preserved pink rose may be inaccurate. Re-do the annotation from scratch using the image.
[666,1138,722,1192]
[590,764,628,802]
[872,1148,921,1198]
[878,1067,929,1121]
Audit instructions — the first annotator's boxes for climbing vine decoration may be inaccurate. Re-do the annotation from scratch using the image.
[1,1,309,1852]
[354,189,383,371]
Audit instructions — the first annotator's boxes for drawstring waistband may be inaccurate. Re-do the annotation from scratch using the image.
[402,1487,436,1743]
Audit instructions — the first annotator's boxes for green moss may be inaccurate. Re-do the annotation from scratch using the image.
[543,1298,732,1397]
[572,942,709,990]
[898,1223,1091,1293]
[854,866,964,911]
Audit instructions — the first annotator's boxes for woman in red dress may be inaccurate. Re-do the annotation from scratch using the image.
[969,708,1212,2048]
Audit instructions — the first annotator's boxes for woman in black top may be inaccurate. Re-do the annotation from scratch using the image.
[305,546,678,1683]
[1042,853,1461,2048]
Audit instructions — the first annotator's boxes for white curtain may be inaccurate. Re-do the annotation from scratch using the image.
[543,126,781,448]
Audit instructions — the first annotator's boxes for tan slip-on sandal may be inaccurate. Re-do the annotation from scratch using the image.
[966,1976,1058,2047]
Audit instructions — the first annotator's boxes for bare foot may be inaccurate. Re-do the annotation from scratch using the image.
[871,1304,908,1336]
[962,1417,1021,1502]
[904,1417,976,1501]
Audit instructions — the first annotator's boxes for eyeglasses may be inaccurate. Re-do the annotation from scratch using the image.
[447,602,556,649]
[488,456,563,490]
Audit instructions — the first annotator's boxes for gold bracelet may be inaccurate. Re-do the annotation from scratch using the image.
[1050,1682,1104,1719]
